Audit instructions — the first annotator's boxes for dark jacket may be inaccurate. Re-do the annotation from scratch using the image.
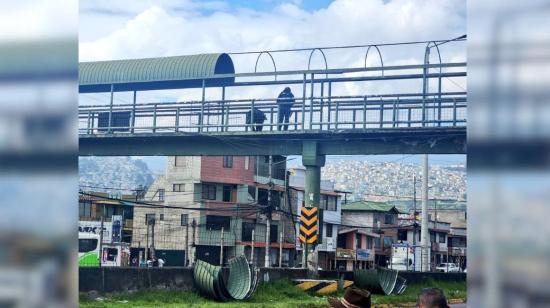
[276,90,295,110]
[246,107,266,124]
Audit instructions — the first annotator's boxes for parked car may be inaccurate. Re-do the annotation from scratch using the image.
[435,263,460,273]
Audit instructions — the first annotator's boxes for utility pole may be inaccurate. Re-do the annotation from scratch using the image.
[99,204,105,267]
[192,219,197,265]
[413,176,417,271]
[220,227,224,266]
[185,220,189,267]
[265,155,273,268]
[421,154,430,272]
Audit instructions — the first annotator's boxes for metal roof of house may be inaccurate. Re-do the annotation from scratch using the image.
[79,53,235,93]
[341,201,406,214]
[338,228,380,238]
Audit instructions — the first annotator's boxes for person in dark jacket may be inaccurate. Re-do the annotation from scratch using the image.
[246,103,267,131]
[276,87,295,131]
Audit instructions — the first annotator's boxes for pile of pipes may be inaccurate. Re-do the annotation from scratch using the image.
[353,267,407,295]
[193,255,260,301]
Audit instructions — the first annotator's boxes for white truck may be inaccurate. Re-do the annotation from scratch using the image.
[390,243,428,272]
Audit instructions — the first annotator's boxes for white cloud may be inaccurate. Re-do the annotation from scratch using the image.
[79,0,466,103]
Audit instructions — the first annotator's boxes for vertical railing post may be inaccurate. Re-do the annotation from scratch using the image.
[327,82,332,130]
[335,101,339,129]
[200,79,205,132]
[363,96,367,129]
[175,108,180,132]
[422,47,430,127]
[379,97,384,128]
[309,73,314,130]
[302,74,306,131]
[249,99,255,132]
[320,81,324,130]
[152,103,157,133]
[408,107,412,127]
[131,90,136,133]
[438,71,442,127]
[87,111,91,134]
[270,106,274,131]
[221,86,226,132]
[453,98,457,126]
[108,84,114,134]
[352,109,356,129]
[393,97,398,128]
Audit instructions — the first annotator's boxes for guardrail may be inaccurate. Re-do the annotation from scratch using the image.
[78,62,466,135]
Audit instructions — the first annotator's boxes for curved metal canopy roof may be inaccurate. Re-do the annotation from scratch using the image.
[79,53,235,93]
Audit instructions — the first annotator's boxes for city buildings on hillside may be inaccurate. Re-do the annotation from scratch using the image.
[79,158,466,271]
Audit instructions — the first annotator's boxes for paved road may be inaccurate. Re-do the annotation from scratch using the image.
[450,304,466,308]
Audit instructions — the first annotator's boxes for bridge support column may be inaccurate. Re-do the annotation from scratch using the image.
[302,141,325,274]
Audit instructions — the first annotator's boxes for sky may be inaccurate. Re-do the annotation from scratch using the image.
[79,0,466,170]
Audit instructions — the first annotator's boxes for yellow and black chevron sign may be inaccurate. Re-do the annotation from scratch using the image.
[299,207,318,244]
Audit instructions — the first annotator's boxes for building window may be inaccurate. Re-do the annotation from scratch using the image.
[248,186,256,200]
[241,222,254,241]
[160,214,164,221]
[181,214,188,226]
[270,225,278,243]
[327,196,337,211]
[438,232,446,243]
[157,189,165,201]
[384,214,394,224]
[320,195,328,210]
[202,184,216,200]
[326,223,333,238]
[356,233,362,249]
[397,229,408,241]
[223,156,233,168]
[145,214,156,225]
[430,231,436,243]
[173,184,185,192]
[205,215,230,230]
[79,201,92,217]
[222,185,232,202]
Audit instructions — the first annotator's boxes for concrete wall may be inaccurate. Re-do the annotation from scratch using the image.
[79,267,309,294]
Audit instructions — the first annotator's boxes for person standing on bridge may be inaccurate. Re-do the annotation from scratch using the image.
[276,87,295,131]
[246,100,267,131]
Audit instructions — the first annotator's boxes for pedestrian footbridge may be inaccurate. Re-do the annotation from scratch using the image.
[79,38,466,156]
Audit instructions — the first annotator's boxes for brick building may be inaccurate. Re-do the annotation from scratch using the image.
[133,155,295,267]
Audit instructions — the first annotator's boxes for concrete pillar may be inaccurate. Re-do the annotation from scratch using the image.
[302,141,325,273]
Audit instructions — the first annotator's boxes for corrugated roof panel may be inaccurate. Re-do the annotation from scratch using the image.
[79,53,234,92]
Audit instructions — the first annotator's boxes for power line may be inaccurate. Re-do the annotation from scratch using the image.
[79,191,267,212]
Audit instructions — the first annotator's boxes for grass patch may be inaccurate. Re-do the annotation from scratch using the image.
[370,280,466,305]
[80,279,465,308]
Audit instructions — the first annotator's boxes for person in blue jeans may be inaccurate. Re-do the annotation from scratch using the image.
[276,87,295,131]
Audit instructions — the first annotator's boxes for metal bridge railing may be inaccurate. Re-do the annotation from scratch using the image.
[78,92,466,134]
